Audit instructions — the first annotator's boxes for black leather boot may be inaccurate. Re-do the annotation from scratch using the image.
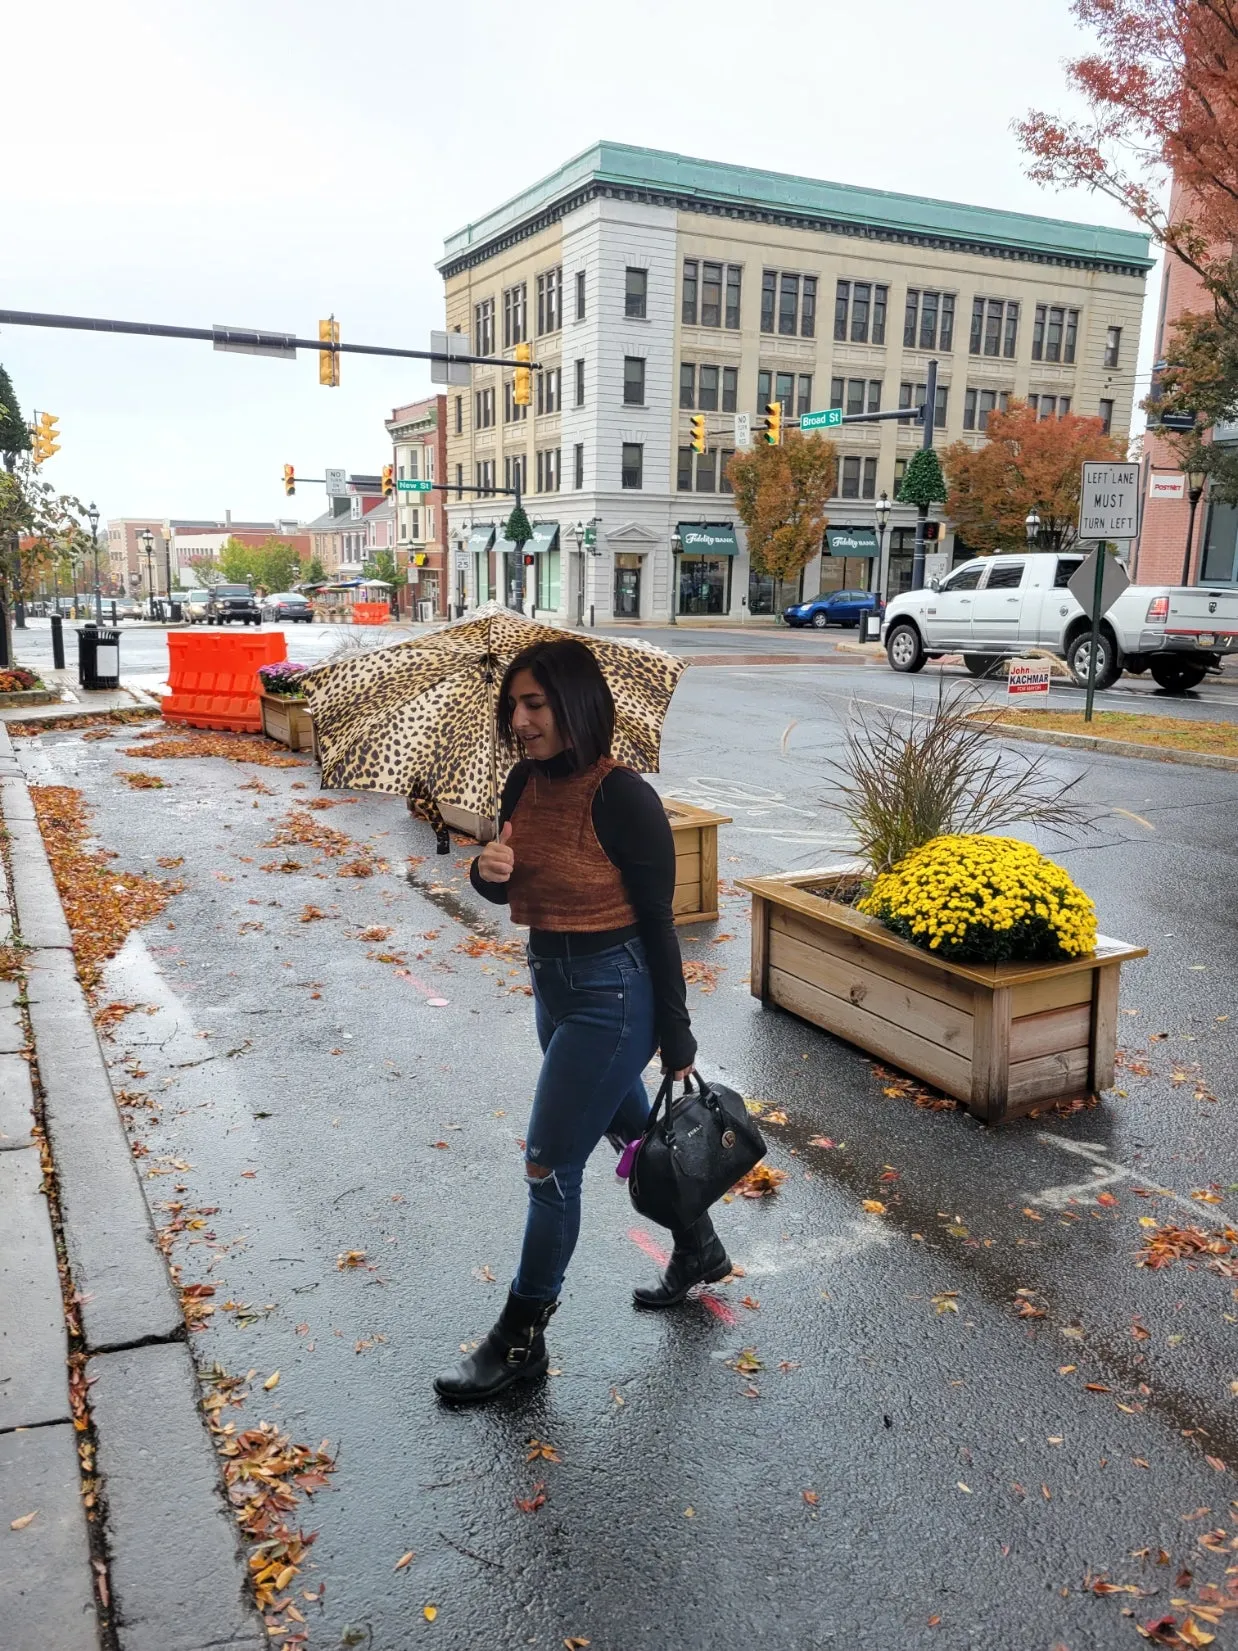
[434,1289,558,1404]
[633,1214,731,1309]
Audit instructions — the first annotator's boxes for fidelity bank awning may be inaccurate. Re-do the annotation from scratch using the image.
[825,526,879,557]
[676,522,739,556]
[466,523,495,555]
[530,522,560,553]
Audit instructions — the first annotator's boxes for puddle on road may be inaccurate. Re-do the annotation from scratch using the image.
[404,863,498,938]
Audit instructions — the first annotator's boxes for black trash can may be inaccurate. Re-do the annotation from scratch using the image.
[77,625,121,691]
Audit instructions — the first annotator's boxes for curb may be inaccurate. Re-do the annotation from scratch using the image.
[983,719,1238,772]
[0,720,262,1648]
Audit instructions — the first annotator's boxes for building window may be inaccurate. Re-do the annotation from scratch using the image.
[677,447,694,492]
[801,276,817,339]
[408,509,421,542]
[682,260,699,325]
[970,298,1018,358]
[894,457,908,490]
[454,462,463,498]
[1028,393,1070,420]
[797,375,813,417]
[840,456,862,499]
[536,267,562,336]
[502,284,526,349]
[726,266,742,330]
[474,387,496,429]
[680,362,695,409]
[503,454,527,493]
[625,268,647,320]
[774,371,794,415]
[473,299,495,356]
[723,366,738,413]
[696,449,718,492]
[701,262,723,327]
[1104,326,1122,368]
[761,270,776,334]
[621,443,643,489]
[962,387,1010,431]
[778,273,799,336]
[1032,304,1081,364]
[454,396,463,435]
[573,443,584,489]
[698,365,719,411]
[535,367,561,416]
[623,356,646,406]
[502,381,527,423]
[575,358,585,407]
[899,382,948,428]
[536,448,560,493]
[904,289,955,352]
[757,368,771,411]
[834,280,889,345]
[575,270,586,321]
[1099,398,1114,435]
[475,459,495,492]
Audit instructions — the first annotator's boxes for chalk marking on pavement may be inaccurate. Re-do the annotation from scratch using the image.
[626,1228,737,1324]
[1031,1133,1228,1219]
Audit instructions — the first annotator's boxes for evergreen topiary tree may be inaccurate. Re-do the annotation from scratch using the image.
[0,366,31,469]
[896,449,948,510]
[504,502,533,548]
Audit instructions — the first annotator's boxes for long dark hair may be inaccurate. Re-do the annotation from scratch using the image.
[497,639,615,768]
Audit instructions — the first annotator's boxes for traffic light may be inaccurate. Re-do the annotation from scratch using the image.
[689,414,706,454]
[513,341,532,407]
[381,464,394,500]
[319,317,340,387]
[31,411,60,465]
[283,464,296,497]
[765,403,782,445]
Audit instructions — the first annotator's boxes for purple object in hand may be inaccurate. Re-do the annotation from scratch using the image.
[615,1138,641,1180]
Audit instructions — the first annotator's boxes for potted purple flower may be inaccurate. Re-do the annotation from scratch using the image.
[258,662,314,751]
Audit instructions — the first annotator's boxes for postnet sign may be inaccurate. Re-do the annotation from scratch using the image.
[1078,462,1140,540]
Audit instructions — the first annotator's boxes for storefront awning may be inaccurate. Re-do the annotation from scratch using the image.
[493,534,516,559]
[677,522,739,556]
[825,526,879,557]
[530,522,560,553]
[466,524,495,555]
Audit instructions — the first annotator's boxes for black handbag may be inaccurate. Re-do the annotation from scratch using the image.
[627,1073,767,1231]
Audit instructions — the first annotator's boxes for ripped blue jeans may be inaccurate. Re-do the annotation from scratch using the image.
[512,938,656,1302]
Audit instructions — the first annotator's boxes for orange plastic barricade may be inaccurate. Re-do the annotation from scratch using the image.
[161,631,288,732]
[351,602,390,625]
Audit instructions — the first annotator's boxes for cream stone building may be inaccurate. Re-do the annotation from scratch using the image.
[438,143,1152,623]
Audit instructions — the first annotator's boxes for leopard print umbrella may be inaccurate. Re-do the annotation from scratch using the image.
[300,603,686,824]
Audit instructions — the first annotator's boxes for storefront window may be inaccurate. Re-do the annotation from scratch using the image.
[816,556,874,597]
[614,553,642,617]
[748,567,804,614]
[536,548,561,611]
[474,552,491,604]
[1201,502,1238,583]
[677,555,731,616]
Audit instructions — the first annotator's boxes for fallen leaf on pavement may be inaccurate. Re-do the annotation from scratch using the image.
[862,1199,887,1214]
[931,1292,960,1315]
[802,1490,819,1505]
[337,1250,367,1269]
[515,1482,546,1513]
[526,1438,561,1463]
[731,1164,787,1198]
[9,1511,37,1530]
[263,1371,280,1391]
[395,1551,415,1570]
[564,1639,591,1650]
[423,1604,437,1621]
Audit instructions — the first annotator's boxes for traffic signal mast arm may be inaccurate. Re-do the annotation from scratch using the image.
[0,309,547,375]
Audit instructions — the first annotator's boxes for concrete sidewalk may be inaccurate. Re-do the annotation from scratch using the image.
[0,670,159,726]
[0,720,262,1651]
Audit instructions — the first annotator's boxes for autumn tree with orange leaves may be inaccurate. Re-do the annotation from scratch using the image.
[942,402,1125,553]
[1016,0,1238,497]
[726,435,838,582]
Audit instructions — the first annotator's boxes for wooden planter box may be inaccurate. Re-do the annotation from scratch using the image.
[739,870,1146,1123]
[259,692,314,752]
[664,798,732,926]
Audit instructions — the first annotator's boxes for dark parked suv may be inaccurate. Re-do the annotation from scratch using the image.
[206,584,261,625]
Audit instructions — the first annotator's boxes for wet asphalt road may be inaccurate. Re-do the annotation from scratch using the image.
[13,661,1238,1651]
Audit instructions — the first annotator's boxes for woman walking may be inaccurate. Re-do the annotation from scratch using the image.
[434,639,730,1403]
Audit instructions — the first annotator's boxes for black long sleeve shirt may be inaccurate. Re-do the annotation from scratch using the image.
[469,755,696,1071]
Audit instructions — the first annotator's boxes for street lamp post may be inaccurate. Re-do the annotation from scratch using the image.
[873,490,891,606]
[1025,509,1041,550]
[669,531,682,626]
[1182,468,1207,586]
[162,527,174,611]
[569,521,585,626]
[86,502,102,624]
[139,529,156,617]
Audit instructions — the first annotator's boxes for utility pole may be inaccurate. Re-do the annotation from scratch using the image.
[910,358,938,592]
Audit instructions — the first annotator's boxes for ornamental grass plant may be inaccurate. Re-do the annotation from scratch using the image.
[858,835,1097,964]
[831,683,1089,876]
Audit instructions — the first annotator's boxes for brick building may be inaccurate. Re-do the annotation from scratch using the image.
[1131,182,1238,588]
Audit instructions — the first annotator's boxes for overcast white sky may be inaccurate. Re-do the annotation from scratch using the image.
[3,0,1161,526]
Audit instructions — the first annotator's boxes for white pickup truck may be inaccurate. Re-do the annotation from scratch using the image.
[881,551,1238,693]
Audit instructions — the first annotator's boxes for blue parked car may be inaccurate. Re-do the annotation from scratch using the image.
[783,589,879,629]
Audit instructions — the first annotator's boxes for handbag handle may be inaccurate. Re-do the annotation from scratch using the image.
[646,1071,718,1148]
